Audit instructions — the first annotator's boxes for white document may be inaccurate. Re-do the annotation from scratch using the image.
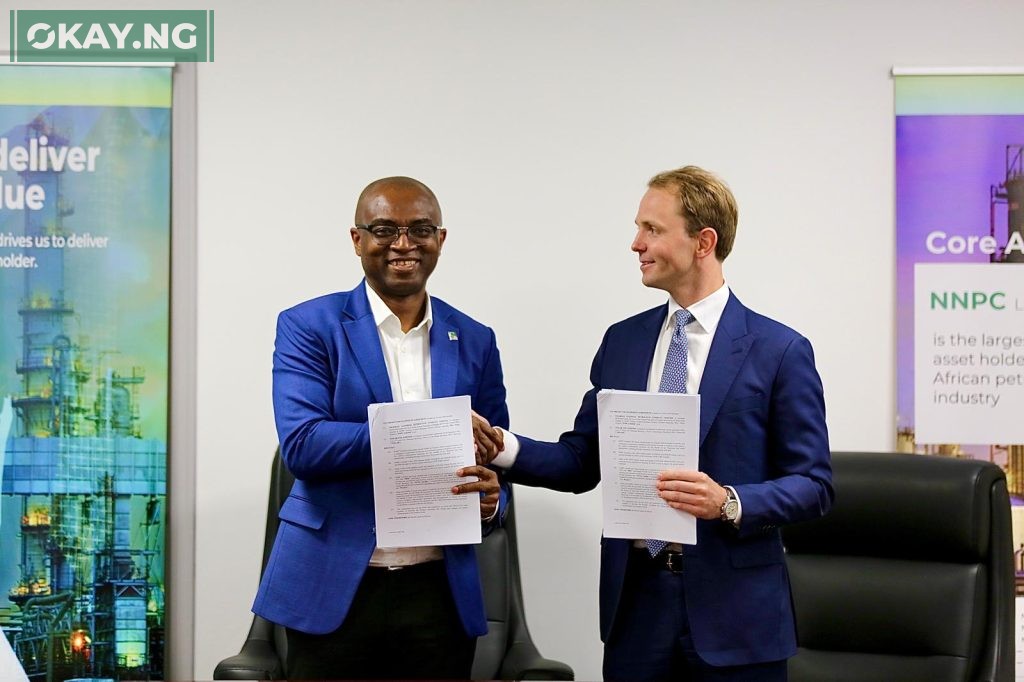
[598,389,699,545]
[369,395,481,548]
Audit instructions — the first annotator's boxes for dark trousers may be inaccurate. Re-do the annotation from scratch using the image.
[603,549,787,682]
[285,560,476,680]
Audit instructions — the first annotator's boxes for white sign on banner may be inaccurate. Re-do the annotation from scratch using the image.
[914,263,1024,444]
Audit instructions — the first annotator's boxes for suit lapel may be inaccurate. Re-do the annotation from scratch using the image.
[430,298,459,399]
[626,306,666,390]
[340,281,393,404]
[698,293,753,446]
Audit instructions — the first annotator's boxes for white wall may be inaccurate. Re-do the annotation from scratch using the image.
[193,3,1024,680]
[9,2,1023,680]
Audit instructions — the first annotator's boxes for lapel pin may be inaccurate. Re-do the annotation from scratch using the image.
[448,331,459,341]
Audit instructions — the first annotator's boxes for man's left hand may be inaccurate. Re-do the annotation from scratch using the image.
[656,469,727,520]
[453,465,500,520]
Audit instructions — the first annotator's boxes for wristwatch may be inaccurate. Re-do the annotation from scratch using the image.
[719,486,740,524]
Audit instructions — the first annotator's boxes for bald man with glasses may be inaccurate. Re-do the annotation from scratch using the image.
[253,176,510,680]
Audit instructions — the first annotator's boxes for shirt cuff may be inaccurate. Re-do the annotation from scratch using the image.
[490,428,520,469]
[483,495,499,523]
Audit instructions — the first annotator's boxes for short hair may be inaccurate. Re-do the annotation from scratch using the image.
[648,166,737,261]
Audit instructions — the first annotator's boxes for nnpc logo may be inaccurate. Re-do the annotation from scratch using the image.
[10,10,214,62]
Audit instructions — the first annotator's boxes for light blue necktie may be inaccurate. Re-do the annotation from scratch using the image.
[647,308,694,557]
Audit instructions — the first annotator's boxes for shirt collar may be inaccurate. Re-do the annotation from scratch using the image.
[665,281,730,335]
[365,283,433,334]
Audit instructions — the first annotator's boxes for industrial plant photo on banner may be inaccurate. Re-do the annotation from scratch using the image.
[0,65,171,681]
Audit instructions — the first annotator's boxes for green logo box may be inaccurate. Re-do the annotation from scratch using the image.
[10,9,214,62]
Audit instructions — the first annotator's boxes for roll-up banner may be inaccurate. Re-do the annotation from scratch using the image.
[0,65,171,680]
[894,71,1024,576]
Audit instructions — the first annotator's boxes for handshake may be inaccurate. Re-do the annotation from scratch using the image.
[471,410,504,465]
[451,411,505,521]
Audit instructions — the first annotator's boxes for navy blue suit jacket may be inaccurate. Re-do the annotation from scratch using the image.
[506,293,832,666]
[253,281,509,636]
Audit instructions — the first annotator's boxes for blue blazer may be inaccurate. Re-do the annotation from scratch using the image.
[506,293,833,666]
[253,281,510,636]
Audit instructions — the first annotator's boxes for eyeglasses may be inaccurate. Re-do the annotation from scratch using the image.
[355,224,441,245]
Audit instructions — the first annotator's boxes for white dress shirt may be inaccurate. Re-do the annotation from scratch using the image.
[646,282,729,394]
[365,285,444,567]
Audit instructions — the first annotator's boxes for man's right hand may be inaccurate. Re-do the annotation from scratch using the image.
[471,410,504,464]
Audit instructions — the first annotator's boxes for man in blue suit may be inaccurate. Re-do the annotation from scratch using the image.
[486,166,833,681]
[253,176,509,679]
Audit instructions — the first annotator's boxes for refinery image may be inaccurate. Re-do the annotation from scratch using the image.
[1,107,169,681]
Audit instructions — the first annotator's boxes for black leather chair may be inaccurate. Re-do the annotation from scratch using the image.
[782,451,1014,682]
[214,451,574,681]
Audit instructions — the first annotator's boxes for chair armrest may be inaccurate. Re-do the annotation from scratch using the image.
[213,616,284,681]
[498,640,574,681]
[213,636,282,680]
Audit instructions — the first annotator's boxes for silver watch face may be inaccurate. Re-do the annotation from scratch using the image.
[723,499,739,520]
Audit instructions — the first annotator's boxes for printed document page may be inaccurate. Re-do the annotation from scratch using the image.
[369,395,481,548]
[598,389,699,545]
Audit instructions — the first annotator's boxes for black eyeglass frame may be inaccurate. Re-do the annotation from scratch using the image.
[354,224,442,244]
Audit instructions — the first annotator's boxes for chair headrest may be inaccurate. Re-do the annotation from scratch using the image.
[782,452,1006,562]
